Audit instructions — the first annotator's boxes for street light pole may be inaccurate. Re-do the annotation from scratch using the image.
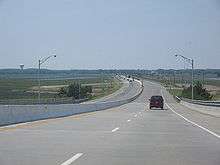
[38,60,41,103]
[175,54,194,100]
[78,79,81,99]
[191,59,194,100]
[38,53,56,104]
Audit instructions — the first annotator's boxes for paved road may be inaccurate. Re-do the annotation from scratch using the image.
[0,80,219,165]
[86,79,141,103]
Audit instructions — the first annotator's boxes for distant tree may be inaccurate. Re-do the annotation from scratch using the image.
[58,87,67,97]
[66,83,80,99]
[85,86,92,93]
[58,83,92,99]
[181,81,213,100]
[80,86,92,98]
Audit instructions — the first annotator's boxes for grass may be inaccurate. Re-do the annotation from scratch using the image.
[167,88,183,97]
[89,78,122,100]
[213,91,220,101]
[0,75,120,101]
[205,79,220,87]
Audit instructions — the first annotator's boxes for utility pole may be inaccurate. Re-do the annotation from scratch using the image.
[181,71,184,87]
[175,54,194,100]
[191,59,194,100]
[78,79,81,99]
[38,60,41,103]
[38,52,56,104]
[169,75,172,90]
[202,71,205,85]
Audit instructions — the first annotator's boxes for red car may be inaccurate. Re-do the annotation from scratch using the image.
[149,95,164,109]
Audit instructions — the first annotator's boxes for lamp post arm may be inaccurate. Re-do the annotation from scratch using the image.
[39,55,56,65]
[175,54,192,64]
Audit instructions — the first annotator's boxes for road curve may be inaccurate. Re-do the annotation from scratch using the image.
[0,80,219,165]
[85,79,140,103]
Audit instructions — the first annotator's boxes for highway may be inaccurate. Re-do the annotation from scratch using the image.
[86,79,141,103]
[0,80,219,165]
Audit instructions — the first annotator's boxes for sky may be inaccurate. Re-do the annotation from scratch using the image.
[0,0,220,70]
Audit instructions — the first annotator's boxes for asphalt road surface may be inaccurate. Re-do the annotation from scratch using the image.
[86,79,141,103]
[0,80,219,165]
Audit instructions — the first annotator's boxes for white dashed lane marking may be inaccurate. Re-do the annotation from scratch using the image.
[111,127,120,132]
[60,153,83,165]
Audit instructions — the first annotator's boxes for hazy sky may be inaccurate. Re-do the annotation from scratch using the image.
[0,0,220,70]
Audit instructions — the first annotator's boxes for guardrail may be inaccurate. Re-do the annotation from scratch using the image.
[175,96,220,107]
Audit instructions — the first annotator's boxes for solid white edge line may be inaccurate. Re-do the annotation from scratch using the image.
[127,119,131,122]
[61,153,83,165]
[161,90,220,139]
[111,127,119,132]
[166,103,220,139]
[2,123,27,128]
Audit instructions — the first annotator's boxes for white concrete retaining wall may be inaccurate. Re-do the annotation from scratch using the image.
[0,79,143,126]
[180,100,220,118]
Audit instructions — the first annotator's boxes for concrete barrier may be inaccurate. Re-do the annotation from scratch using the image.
[181,98,220,107]
[0,79,143,126]
[180,100,220,118]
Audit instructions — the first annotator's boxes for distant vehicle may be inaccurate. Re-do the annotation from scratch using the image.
[149,95,164,109]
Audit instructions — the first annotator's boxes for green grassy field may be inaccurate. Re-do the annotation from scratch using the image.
[89,78,122,100]
[0,75,121,101]
[213,91,220,100]
[167,88,183,97]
